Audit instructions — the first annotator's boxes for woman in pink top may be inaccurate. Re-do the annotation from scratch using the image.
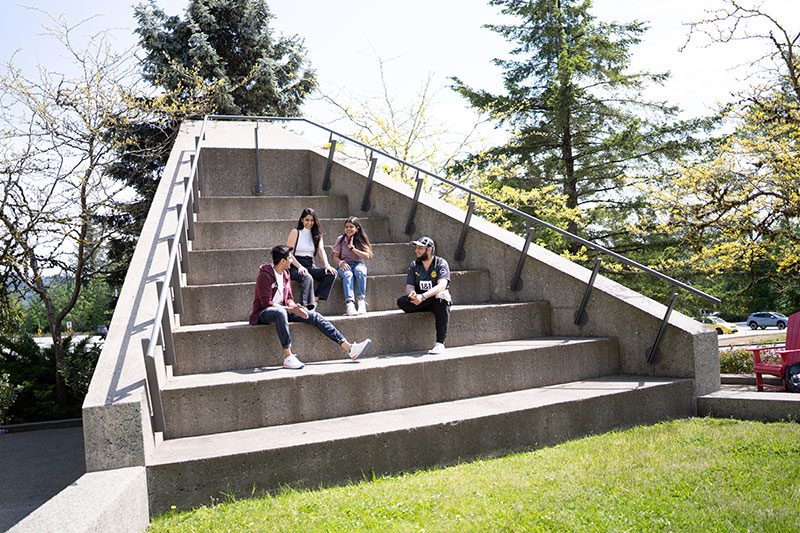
[333,216,373,315]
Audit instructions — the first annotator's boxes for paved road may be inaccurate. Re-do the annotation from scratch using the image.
[717,322,786,348]
[32,335,103,349]
[0,426,85,530]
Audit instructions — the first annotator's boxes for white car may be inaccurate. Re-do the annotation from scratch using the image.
[746,312,788,330]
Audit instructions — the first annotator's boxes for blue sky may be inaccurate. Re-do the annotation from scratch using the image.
[2,0,798,139]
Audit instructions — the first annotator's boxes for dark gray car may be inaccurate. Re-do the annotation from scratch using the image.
[746,312,788,330]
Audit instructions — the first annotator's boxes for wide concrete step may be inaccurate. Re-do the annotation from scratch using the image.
[161,337,621,439]
[180,270,491,325]
[172,302,551,375]
[147,376,694,514]
[698,386,800,422]
[197,195,350,221]
[187,243,420,285]
[192,217,391,251]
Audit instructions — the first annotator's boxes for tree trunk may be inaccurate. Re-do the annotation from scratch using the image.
[44,298,68,406]
[560,110,580,253]
[50,326,68,406]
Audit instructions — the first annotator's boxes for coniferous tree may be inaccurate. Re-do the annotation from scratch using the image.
[450,0,711,252]
[105,0,317,286]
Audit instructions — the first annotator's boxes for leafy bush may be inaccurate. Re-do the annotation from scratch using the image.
[0,372,21,424]
[719,349,754,374]
[60,336,102,396]
[0,334,101,423]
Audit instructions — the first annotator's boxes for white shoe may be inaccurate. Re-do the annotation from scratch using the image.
[283,354,305,369]
[345,301,358,316]
[357,299,367,314]
[349,338,372,360]
[429,342,445,354]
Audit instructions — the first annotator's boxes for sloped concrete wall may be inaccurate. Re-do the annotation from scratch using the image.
[82,121,206,471]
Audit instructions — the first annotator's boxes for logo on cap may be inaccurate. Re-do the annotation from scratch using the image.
[410,236,435,249]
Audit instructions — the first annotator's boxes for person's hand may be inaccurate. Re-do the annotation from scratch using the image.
[288,304,308,319]
[409,291,423,306]
[339,261,351,271]
[324,264,337,276]
[297,265,308,276]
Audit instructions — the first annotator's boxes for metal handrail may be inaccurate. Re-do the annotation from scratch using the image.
[142,115,211,432]
[206,114,720,305]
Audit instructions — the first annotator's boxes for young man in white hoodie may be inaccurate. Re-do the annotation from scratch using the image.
[250,245,371,369]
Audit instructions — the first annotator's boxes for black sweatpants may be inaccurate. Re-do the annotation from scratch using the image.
[397,294,451,344]
[290,255,336,308]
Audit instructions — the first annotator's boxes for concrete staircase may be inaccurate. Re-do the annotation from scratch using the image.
[135,123,697,514]
[77,120,718,525]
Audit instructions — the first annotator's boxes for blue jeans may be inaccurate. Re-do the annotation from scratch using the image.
[337,261,367,302]
[257,306,344,349]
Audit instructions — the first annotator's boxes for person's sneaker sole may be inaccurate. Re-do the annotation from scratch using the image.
[350,339,372,360]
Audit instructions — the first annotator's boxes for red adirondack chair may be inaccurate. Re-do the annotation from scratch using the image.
[747,311,800,391]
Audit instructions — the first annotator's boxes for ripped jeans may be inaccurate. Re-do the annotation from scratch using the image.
[337,261,367,302]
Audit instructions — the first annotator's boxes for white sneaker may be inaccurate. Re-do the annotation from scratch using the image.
[429,342,445,354]
[349,338,372,360]
[357,299,367,314]
[345,301,358,316]
[283,354,305,369]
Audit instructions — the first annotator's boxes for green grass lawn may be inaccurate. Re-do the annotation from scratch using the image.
[150,418,800,532]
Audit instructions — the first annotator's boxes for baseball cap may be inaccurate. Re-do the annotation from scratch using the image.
[410,236,435,249]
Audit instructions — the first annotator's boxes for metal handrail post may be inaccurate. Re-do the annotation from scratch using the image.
[454,196,475,262]
[360,154,377,212]
[183,177,196,241]
[168,236,184,315]
[141,338,166,433]
[155,281,177,366]
[176,204,191,278]
[646,292,679,365]
[252,123,264,195]
[322,138,337,191]
[511,227,536,292]
[405,171,424,236]
[574,256,603,326]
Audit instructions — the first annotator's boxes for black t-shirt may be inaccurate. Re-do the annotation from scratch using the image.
[405,256,451,301]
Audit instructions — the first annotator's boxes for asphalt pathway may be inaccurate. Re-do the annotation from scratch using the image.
[0,426,85,531]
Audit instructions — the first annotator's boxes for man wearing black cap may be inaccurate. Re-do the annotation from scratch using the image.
[397,236,451,354]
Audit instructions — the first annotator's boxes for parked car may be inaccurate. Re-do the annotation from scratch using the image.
[746,312,788,330]
[695,316,739,335]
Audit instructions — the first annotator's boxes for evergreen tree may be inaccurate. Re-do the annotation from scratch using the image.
[106,0,317,286]
[450,0,710,251]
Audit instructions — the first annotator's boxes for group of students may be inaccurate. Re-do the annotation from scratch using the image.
[249,207,452,369]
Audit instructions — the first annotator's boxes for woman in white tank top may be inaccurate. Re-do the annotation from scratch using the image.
[286,208,337,311]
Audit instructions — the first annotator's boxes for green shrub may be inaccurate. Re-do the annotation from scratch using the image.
[60,336,102,396]
[0,334,101,423]
[719,349,753,374]
[0,372,21,425]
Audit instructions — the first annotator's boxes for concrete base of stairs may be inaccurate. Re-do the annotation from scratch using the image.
[146,376,694,514]
[698,384,800,422]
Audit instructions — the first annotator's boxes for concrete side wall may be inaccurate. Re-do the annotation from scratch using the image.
[82,121,205,470]
[9,467,148,533]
